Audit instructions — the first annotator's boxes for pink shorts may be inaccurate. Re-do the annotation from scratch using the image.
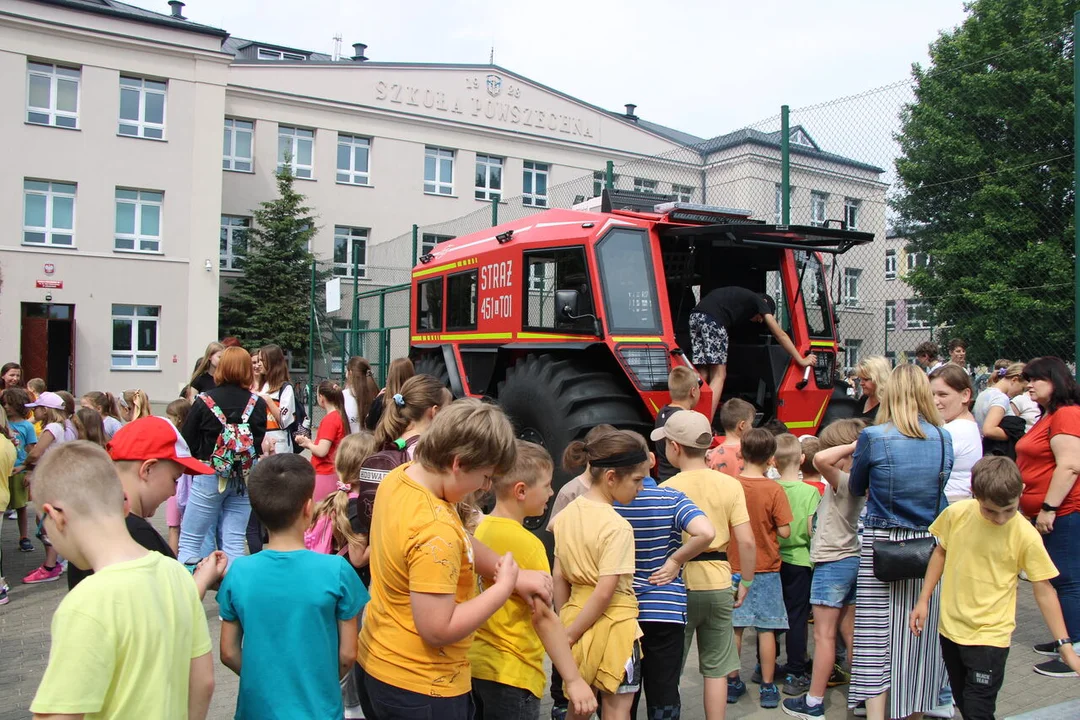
[166,495,181,527]
[314,473,338,504]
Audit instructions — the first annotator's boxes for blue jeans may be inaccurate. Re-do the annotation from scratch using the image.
[1043,510,1080,641]
[177,474,251,565]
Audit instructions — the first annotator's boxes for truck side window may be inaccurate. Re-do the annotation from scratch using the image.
[595,228,661,333]
[417,277,443,332]
[523,247,594,332]
[446,271,478,330]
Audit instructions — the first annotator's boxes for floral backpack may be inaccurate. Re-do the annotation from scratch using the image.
[199,393,259,488]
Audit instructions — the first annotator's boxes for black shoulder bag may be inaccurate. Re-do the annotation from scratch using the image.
[871,425,947,583]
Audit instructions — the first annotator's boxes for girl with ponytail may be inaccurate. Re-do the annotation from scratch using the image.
[344,356,379,434]
[81,391,123,439]
[295,381,352,502]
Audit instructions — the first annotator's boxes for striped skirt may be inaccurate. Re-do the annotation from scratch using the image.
[849,527,948,718]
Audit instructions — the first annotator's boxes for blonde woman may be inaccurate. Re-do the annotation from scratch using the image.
[855,356,891,422]
[186,341,225,400]
[847,364,953,720]
[119,389,152,423]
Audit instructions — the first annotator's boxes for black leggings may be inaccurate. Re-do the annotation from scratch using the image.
[631,621,685,719]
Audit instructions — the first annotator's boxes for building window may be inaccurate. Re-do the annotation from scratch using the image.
[633,177,658,194]
[844,198,861,230]
[475,154,503,201]
[220,215,250,271]
[885,300,896,329]
[906,300,931,329]
[907,249,931,272]
[278,126,314,179]
[424,146,454,195]
[529,262,553,292]
[337,134,371,185]
[843,339,862,372]
[885,249,897,280]
[885,351,896,366]
[523,161,549,207]
[811,191,828,227]
[23,180,75,246]
[223,119,254,172]
[774,184,783,224]
[421,233,454,256]
[114,189,162,253]
[111,304,160,369]
[257,48,306,61]
[671,184,694,203]
[333,226,368,278]
[26,62,79,128]
[118,76,166,139]
[842,268,861,307]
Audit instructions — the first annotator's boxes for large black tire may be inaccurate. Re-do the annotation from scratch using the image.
[413,352,451,391]
[496,354,652,538]
[820,381,859,429]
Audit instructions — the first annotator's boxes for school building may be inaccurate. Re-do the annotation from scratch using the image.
[0,0,893,399]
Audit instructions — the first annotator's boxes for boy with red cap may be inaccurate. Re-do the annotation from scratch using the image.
[68,416,226,595]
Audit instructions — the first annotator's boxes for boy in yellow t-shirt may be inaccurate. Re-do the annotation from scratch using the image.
[470,440,596,720]
[356,399,531,720]
[911,456,1080,719]
[28,441,215,719]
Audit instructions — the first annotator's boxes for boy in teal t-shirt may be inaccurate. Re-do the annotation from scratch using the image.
[774,434,821,691]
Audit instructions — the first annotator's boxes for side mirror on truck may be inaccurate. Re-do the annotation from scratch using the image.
[556,289,580,319]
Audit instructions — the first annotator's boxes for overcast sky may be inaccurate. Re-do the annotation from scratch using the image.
[130,0,969,139]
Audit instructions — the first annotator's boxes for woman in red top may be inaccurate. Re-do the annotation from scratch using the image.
[1015,356,1080,678]
[295,381,351,502]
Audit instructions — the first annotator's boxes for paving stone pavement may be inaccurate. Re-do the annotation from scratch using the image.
[2,511,1079,719]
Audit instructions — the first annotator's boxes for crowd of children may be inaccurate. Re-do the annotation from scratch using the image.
[6,355,1080,720]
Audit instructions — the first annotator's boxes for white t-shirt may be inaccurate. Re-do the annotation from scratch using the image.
[343,388,362,435]
[261,382,295,454]
[944,418,982,501]
[973,387,1012,432]
[1010,393,1041,432]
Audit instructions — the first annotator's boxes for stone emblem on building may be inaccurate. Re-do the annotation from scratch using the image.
[486,74,502,97]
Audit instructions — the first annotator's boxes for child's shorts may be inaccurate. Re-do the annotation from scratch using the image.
[732,571,789,630]
[684,589,740,678]
[810,555,859,608]
[614,639,643,694]
[166,495,181,527]
[6,472,28,510]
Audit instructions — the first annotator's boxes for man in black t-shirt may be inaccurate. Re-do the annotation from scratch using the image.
[68,417,227,596]
[690,286,816,420]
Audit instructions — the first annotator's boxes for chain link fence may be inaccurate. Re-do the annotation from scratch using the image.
[329,22,1076,387]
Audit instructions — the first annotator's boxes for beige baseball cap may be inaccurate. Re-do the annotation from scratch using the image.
[650,410,713,449]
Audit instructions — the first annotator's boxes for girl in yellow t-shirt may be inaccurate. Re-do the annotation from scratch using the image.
[552,429,651,720]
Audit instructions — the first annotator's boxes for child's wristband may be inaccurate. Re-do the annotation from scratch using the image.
[740,578,753,590]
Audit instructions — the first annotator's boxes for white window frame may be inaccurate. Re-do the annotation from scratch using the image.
[529,262,553,292]
[220,215,250,271]
[474,154,504,201]
[23,180,76,247]
[223,118,254,172]
[843,339,862,372]
[114,188,163,253]
[333,226,369,279]
[111,304,160,370]
[258,48,306,61]
[907,250,931,272]
[633,177,658,194]
[118,76,166,139]
[26,62,80,128]
[425,147,454,195]
[842,268,861,307]
[811,191,828,227]
[885,300,896,329]
[844,198,861,230]
[278,125,314,179]
[672,184,694,203]
[337,134,371,185]
[523,161,549,207]
[885,249,897,280]
[421,233,454,256]
[774,184,783,224]
[906,300,930,329]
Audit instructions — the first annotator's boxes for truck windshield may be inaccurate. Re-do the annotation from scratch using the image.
[595,228,661,333]
[795,250,832,339]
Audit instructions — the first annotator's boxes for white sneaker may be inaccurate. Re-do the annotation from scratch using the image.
[925,703,955,718]
[344,705,365,719]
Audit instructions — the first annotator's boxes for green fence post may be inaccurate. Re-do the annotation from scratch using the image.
[1074,11,1080,379]
[378,289,388,385]
[491,197,498,227]
[307,258,316,425]
[411,224,419,266]
[781,104,791,225]
[605,160,614,192]
[351,244,360,357]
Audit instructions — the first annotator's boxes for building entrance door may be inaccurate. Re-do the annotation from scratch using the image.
[20,303,75,392]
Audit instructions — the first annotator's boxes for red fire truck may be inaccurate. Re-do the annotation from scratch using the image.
[410,193,872,525]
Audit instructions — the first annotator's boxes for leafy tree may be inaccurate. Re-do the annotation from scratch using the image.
[893,0,1076,363]
[220,165,323,354]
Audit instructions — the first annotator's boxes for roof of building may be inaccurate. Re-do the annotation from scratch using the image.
[696,125,885,173]
[29,0,228,37]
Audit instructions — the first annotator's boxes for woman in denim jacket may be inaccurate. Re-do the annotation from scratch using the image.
[847,364,954,720]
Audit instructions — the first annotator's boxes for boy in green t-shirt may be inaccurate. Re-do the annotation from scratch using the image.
[773,433,821,694]
[29,441,215,720]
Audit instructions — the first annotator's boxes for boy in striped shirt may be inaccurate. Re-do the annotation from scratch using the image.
[616,425,715,720]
